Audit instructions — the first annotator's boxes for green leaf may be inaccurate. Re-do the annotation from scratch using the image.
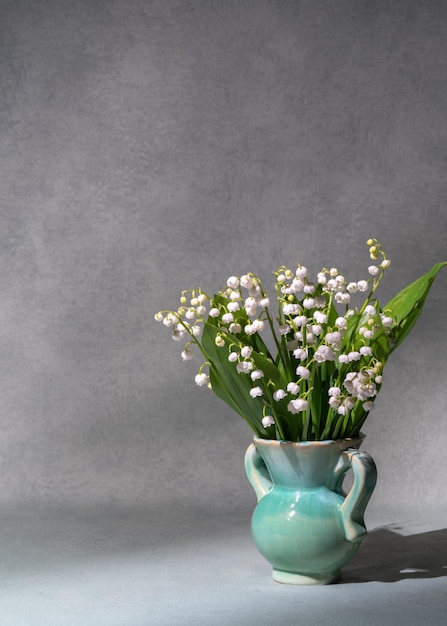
[369,325,391,363]
[309,365,322,439]
[340,311,361,353]
[327,299,339,327]
[384,261,447,352]
[251,331,274,361]
[207,367,243,417]
[201,322,265,435]
[251,350,282,385]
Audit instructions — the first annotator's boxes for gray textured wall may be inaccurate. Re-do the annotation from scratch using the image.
[1,0,446,514]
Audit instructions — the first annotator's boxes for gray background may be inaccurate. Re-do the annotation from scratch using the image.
[1,1,447,624]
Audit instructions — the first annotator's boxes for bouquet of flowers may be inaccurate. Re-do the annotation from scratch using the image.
[155,239,446,442]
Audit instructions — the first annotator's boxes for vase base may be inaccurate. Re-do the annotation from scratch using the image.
[272,568,340,586]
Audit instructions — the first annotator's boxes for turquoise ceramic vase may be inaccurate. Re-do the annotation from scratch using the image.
[245,435,377,585]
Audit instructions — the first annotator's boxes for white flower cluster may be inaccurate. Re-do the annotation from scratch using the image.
[154,289,211,385]
[156,238,395,439]
[153,274,272,388]
[215,273,271,334]
[266,240,393,425]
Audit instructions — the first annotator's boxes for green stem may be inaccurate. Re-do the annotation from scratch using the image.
[264,306,284,361]
[260,381,287,440]
[321,407,337,439]
[358,268,385,316]
[272,282,292,374]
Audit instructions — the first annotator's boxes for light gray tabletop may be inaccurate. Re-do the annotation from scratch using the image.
[1,503,446,626]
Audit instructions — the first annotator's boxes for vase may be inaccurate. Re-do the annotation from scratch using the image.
[244,435,377,585]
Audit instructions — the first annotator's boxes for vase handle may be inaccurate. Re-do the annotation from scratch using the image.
[244,443,273,502]
[338,449,377,543]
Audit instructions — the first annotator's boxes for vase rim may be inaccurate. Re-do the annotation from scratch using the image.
[253,433,365,448]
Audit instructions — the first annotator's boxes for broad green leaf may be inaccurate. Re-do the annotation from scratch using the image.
[251,350,282,384]
[384,261,447,352]
[201,322,265,434]
[207,367,243,417]
[340,311,361,353]
[275,339,294,384]
[369,326,391,363]
[327,299,339,327]
[251,331,274,361]
[207,366,264,438]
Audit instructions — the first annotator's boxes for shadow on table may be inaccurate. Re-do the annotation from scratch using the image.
[341,525,447,583]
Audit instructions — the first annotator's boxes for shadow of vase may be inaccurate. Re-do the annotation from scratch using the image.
[341,525,447,583]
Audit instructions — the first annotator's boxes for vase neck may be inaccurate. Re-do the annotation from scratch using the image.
[255,438,362,489]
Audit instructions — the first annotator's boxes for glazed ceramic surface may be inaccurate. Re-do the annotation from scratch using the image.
[245,436,377,585]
